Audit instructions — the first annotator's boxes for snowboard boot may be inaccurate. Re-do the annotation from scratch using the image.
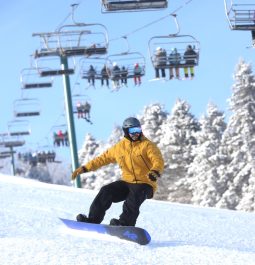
[110,218,122,226]
[76,214,91,223]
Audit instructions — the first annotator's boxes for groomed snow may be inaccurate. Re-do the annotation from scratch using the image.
[1,174,255,265]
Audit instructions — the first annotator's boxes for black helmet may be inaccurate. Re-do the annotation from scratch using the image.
[122,117,142,141]
[122,117,141,129]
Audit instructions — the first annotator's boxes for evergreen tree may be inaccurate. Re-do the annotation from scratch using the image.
[78,133,101,189]
[78,128,123,190]
[90,125,123,190]
[137,103,168,200]
[216,60,255,211]
[107,125,123,146]
[188,102,226,207]
[159,99,200,202]
[25,164,51,183]
[138,103,167,145]
[78,133,100,164]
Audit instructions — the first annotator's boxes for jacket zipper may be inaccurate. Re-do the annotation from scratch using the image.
[140,155,150,170]
[130,142,138,183]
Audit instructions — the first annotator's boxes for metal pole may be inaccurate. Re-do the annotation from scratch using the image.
[60,56,81,188]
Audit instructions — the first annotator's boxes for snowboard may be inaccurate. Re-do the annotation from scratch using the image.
[59,218,151,245]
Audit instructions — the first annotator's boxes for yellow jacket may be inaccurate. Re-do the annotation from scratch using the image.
[84,136,164,193]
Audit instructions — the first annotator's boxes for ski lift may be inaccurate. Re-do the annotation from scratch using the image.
[0,134,25,148]
[13,98,41,117]
[35,56,75,76]
[224,0,255,30]
[72,94,91,113]
[0,146,14,159]
[0,153,11,159]
[79,56,108,84]
[20,68,53,89]
[57,23,109,57]
[50,124,69,148]
[72,93,93,124]
[37,138,62,163]
[0,149,16,157]
[101,0,168,12]
[33,144,57,164]
[148,34,200,71]
[106,52,146,80]
[32,31,61,58]
[8,119,31,136]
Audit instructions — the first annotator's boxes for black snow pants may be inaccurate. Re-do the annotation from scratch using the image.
[88,180,153,226]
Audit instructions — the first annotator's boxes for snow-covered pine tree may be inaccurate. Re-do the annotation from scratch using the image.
[216,60,255,211]
[25,163,52,183]
[188,102,226,207]
[107,125,123,146]
[78,127,123,190]
[78,133,100,164]
[78,133,101,189]
[138,103,167,145]
[89,125,123,190]
[159,99,200,202]
[137,103,168,200]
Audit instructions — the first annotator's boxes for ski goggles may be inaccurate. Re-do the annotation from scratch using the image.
[128,127,142,134]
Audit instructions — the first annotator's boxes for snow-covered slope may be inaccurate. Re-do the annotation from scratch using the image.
[1,174,255,265]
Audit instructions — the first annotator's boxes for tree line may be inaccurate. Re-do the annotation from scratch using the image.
[78,60,255,212]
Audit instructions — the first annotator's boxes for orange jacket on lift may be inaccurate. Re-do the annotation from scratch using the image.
[84,135,164,193]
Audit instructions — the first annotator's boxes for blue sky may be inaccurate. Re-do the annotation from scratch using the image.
[0,0,253,162]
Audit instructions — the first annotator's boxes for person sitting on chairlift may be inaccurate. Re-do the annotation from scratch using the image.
[121,66,128,86]
[134,63,142,85]
[64,131,69,146]
[111,62,121,89]
[101,65,109,87]
[154,47,167,79]
[77,101,84,119]
[83,101,91,120]
[169,48,181,80]
[88,65,96,86]
[183,45,197,79]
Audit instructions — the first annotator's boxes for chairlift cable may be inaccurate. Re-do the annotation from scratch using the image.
[109,0,195,41]
[55,2,82,31]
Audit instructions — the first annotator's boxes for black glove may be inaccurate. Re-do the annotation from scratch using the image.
[147,170,160,182]
[71,166,88,180]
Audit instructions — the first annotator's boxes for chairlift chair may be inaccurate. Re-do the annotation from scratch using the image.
[79,56,108,82]
[72,94,91,114]
[0,146,14,159]
[35,56,75,77]
[57,23,109,57]
[101,0,168,12]
[224,0,255,30]
[38,141,62,163]
[34,143,57,164]
[20,68,53,89]
[8,119,31,136]
[0,145,13,159]
[32,31,61,58]
[50,124,69,147]
[0,150,16,156]
[51,124,68,134]
[0,134,25,148]
[0,153,11,159]
[106,52,146,80]
[148,34,200,70]
[13,98,41,117]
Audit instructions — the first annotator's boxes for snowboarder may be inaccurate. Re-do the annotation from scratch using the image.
[71,117,164,227]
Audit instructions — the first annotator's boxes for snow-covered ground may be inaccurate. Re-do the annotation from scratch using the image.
[1,174,255,265]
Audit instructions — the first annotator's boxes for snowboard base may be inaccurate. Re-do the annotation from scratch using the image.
[59,218,151,245]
